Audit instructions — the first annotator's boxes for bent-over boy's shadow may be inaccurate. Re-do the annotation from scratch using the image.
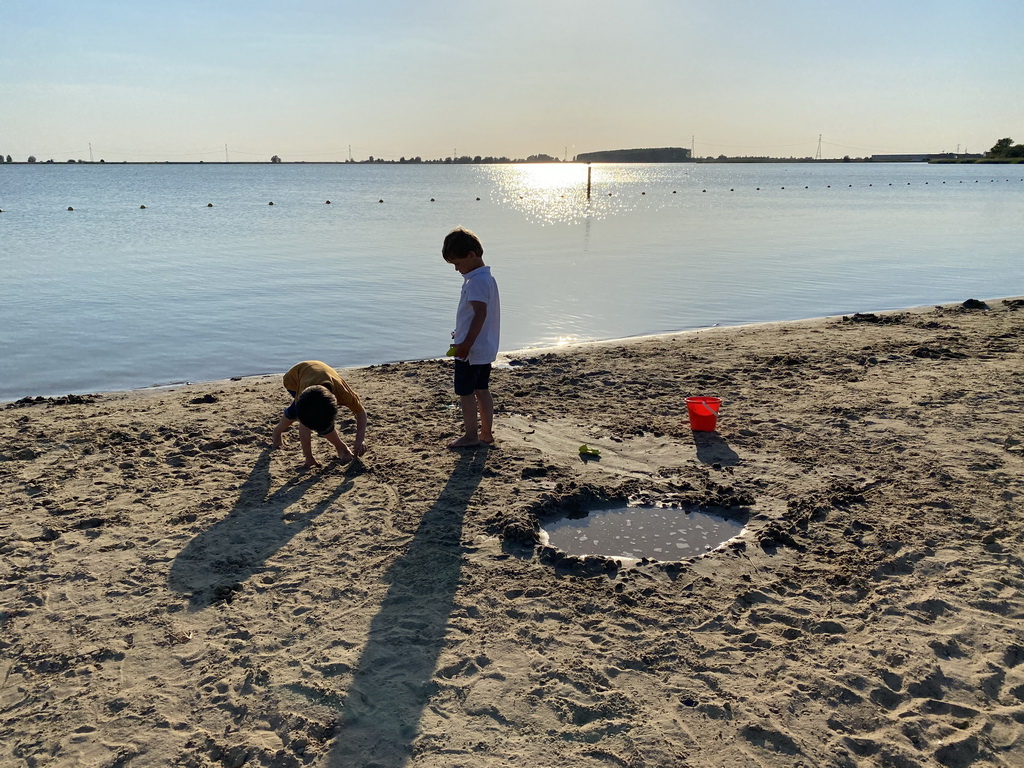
[328,448,487,768]
[168,447,356,610]
[692,431,741,467]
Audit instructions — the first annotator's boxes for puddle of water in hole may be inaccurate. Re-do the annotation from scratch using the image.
[541,504,745,561]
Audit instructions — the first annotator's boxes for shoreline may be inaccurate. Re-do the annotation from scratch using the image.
[3,296,1022,766]
[7,296,1018,407]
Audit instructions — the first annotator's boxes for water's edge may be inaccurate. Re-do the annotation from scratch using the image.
[8,297,1015,405]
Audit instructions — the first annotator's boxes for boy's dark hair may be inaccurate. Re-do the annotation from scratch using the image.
[295,385,338,435]
[442,226,483,261]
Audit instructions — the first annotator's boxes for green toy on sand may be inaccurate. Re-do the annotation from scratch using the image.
[578,444,601,457]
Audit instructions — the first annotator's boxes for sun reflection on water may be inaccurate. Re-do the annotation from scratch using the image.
[482,163,676,225]
[553,334,584,346]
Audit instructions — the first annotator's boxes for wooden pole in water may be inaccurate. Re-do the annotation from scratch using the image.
[586,163,592,199]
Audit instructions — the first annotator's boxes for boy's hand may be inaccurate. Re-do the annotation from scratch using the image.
[335,443,355,463]
[454,342,472,359]
[354,441,367,457]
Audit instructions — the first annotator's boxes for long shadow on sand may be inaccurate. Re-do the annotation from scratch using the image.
[328,448,487,767]
[692,431,741,467]
[168,447,357,610]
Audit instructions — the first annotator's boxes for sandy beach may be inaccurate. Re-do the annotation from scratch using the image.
[2,297,1022,768]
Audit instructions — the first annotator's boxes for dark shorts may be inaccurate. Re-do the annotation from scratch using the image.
[283,390,299,420]
[454,360,491,396]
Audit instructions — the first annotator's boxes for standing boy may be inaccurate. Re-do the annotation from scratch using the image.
[272,360,367,468]
[442,226,500,449]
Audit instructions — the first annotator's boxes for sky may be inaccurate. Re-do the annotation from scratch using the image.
[3,0,1022,162]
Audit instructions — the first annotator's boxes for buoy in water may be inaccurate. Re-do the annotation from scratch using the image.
[207,203,213,207]
[140,205,146,209]
[268,201,274,205]
[325,200,331,204]
[68,206,74,211]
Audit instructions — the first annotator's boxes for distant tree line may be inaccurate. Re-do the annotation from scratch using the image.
[987,138,1024,159]
[5,152,564,165]
[710,155,822,163]
[10,138,1021,165]
[3,155,93,163]
[344,154,561,164]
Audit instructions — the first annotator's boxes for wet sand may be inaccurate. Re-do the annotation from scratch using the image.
[2,297,1023,767]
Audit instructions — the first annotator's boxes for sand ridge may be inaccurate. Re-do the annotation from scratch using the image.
[2,299,1023,767]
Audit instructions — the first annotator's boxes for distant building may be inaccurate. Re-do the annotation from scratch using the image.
[575,147,692,163]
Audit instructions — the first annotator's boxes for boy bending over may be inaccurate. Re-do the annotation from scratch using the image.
[272,360,367,467]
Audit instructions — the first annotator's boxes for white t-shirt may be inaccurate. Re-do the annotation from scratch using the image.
[454,265,500,365]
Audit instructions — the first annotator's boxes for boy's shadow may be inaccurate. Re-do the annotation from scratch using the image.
[168,447,356,610]
[692,431,741,467]
[328,448,487,768]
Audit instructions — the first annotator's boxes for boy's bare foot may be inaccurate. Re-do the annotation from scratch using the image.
[447,435,480,449]
[479,433,495,445]
[272,428,286,448]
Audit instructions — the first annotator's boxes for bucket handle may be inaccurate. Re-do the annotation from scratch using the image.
[690,400,720,416]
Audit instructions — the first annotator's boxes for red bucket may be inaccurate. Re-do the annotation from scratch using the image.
[685,396,722,431]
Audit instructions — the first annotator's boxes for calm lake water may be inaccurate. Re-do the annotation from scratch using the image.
[1,162,1022,401]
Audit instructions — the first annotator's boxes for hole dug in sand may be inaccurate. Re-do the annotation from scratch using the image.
[511,483,754,576]
[542,502,746,563]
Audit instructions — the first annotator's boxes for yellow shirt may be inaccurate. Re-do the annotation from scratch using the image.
[283,361,365,416]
